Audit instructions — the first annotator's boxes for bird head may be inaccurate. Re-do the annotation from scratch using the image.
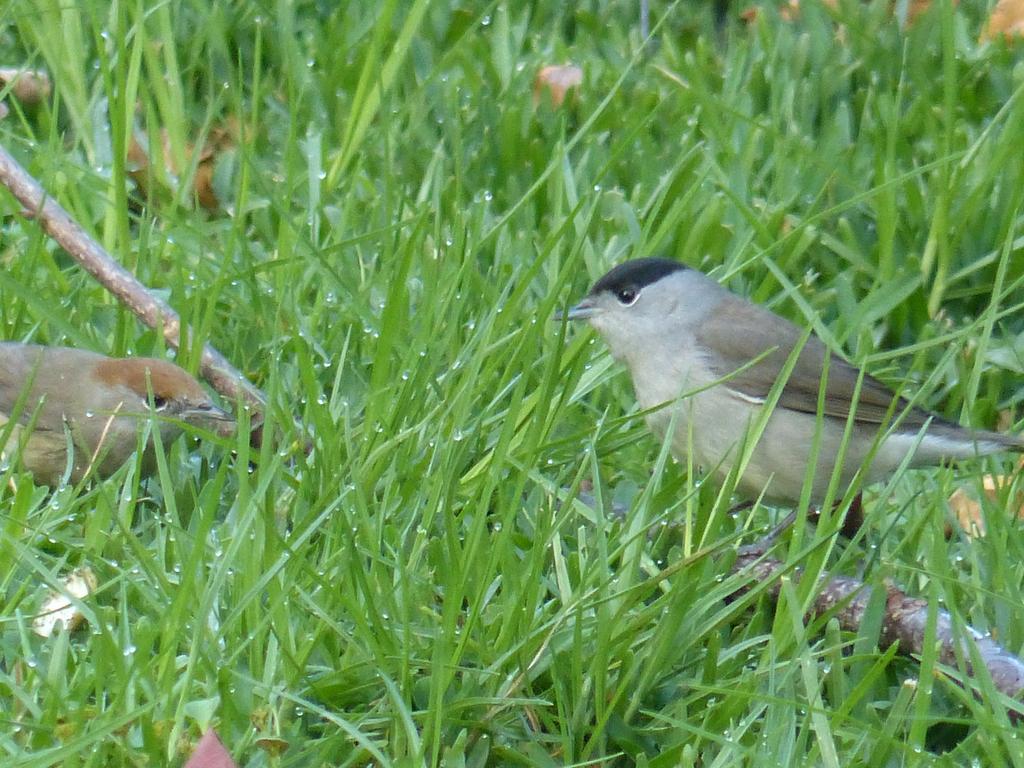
[91,356,234,438]
[559,257,695,363]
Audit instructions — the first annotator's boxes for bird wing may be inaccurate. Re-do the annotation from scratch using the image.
[695,296,935,429]
[0,344,69,433]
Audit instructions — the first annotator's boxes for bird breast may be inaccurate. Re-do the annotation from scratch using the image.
[625,342,765,475]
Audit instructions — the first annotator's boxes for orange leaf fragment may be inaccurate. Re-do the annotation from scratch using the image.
[756,0,953,27]
[740,6,761,23]
[781,0,805,21]
[982,0,1024,41]
[949,458,1024,537]
[127,119,237,211]
[900,0,959,26]
[533,64,583,109]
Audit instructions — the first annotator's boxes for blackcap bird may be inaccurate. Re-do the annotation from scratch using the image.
[0,343,233,486]
[561,258,1024,505]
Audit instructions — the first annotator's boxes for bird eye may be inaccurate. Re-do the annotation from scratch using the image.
[151,395,169,410]
[614,285,639,305]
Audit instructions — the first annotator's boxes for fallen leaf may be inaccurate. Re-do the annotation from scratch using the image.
[126,128,163,198]
[740,6,761,23]
[981,0,1024,41]
[949,458,1024,537]
[249,707,270,731]
[127,119,237,211]
[781,0,805,22]
[894,0,960,25]
[192,121,237,211]
[0,68,52,107]
[533,64,583,109]
[905,0,937,24]
[760,0,953,27]
[33,567,98,637]
[949,486,985,536]
[254,736,289,757]
[184,730,237,768]
[998,409,1017,432]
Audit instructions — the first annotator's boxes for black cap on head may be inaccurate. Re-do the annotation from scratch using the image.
[590,257,687,296]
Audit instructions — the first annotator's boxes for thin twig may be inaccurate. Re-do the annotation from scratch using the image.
[734,548,1024,712]
[0,142,266,422]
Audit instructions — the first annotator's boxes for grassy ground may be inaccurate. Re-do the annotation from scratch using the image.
[2,0,1024,765]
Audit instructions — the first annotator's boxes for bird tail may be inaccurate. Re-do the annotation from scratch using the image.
[977,430,1024,454]
[925,423,1024,458]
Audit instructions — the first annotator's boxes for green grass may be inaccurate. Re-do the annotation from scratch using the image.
[1,0,1024,765]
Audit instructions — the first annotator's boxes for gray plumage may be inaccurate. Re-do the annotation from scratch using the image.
[564,258,1023,504]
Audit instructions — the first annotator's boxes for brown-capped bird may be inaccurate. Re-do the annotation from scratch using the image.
[0,343,233,486]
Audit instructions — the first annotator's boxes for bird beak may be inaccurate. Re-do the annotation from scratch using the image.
[553,297,598,322]
[180,403,236,436]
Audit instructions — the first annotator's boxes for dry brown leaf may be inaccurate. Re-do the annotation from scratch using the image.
[32,567,98,637]
[781,0,807,21]
[763,0,832,22]
[0,68,52,107]
[982,0,1024,40]
[904,0,941,24]
[127,120,237,211]
[192,121,236,211]
[533,64,583,109]
[949,458,1024,537]
[184,730,238,768]
[254,737,289,757]
[125,128,164,196]
[949,486,985,536]
[759,0,951,26]
[740,6,761,23]
[891,0,960,25]
[997,408,1018,433]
